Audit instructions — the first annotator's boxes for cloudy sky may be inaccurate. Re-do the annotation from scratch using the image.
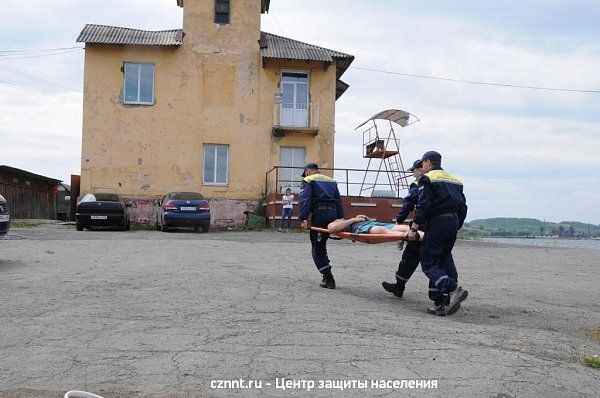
[1,0,599,223]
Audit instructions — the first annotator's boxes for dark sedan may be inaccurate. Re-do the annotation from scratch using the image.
[156,192,211,232]
[76,193,131,231]
[0,194,9,236]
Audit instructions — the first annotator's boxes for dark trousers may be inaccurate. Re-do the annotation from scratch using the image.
[309,208,338,274]
[395,241,420,285]
[420,214,459,304]
[279,208,292,229]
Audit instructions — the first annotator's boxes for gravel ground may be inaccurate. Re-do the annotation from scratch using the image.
[0,224,598,397]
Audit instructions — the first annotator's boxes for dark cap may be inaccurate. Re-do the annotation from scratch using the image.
[301,162,319,177]
[407,159,423,172]
[421,151,442,162]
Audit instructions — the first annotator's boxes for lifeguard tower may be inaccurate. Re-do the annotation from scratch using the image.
[355,109,419,197]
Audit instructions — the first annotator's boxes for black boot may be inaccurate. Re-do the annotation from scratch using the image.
[382,281,405,298]
[319,271,336,289]
[426,301,448,316]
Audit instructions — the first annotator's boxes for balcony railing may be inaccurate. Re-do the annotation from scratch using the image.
[265,166,412,197]
[272,101,319,136]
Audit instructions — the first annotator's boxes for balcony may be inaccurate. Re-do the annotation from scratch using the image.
[272,101,319,137]
[264,166,412,229]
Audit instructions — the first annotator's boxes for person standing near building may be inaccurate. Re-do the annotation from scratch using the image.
[382,159,423,298]
[278,188,294,232]
[407,151,468,316]
[299,163,344,289]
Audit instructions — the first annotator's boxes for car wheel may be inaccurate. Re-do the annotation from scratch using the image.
[76,222,84,231]
[193,226,200,233]
[161,223,169,232]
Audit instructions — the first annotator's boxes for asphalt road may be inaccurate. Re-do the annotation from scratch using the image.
[0,224,598,397]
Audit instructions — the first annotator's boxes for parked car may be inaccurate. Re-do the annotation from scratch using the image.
[0,194,10,236]
[155,192,210,232]
[75,193,131,231]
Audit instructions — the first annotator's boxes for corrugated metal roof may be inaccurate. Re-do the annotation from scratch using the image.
[0,165,62,184]
[336,80,350,100]
[260,32,354,75]
[77,24,183,46]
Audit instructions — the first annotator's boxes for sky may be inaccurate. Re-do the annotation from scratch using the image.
[1,0,599,224]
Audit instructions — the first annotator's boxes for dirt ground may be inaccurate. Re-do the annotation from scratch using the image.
[0,224,598,397]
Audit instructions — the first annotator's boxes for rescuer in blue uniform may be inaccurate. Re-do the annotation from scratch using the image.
[299,163,344,289]
[407,151,468,316]
[382,159,423,298]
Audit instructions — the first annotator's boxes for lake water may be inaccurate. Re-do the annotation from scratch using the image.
[482,237,600,250]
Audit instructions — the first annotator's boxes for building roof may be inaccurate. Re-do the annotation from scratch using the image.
[260,32,354,77]
[76,25,354,98]
[77,24,183,46]
[336,80,350,100]
[0,165,62,184]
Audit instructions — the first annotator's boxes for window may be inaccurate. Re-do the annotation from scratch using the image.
[170,192,205,200]
[215,0,230,24]
[80,193,120,202]
[203,144,229,185]
[123,62,154,105]
[280,72,309,127]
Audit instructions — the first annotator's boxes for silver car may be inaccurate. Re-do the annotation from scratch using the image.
[0,194,9,236]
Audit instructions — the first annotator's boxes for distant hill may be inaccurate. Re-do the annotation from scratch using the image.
[464,218,600,238]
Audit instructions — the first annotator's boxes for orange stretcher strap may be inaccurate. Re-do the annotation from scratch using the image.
[310,227,424,244]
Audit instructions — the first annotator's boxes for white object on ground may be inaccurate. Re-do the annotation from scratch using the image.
[64,391,105,398]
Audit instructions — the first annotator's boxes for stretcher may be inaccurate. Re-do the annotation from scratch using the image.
[310,227,424,244]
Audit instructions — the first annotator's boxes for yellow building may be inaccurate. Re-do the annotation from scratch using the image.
[76,0,353,226]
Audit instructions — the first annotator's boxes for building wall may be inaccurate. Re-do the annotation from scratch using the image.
[80,0,338,206]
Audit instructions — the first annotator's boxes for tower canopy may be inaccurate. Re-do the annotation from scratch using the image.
[354,109,418,130]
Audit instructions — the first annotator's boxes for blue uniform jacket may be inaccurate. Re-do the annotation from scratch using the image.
[413,167,467,228]
[396,179,419,224]
[299,173,344,221]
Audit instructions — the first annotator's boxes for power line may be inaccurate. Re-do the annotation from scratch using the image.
[0,46,83,54]
[0,79,61,98]
[0,65,82,93]
[0,48,83,62]
[350,66,600,94]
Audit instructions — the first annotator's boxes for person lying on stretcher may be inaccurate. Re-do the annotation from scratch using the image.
[327,215,410,235]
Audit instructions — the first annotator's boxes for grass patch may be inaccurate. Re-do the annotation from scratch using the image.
[131,225,157,231]
[584,327,600,343]
[582,356,600,369]
[11,221,41,228]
